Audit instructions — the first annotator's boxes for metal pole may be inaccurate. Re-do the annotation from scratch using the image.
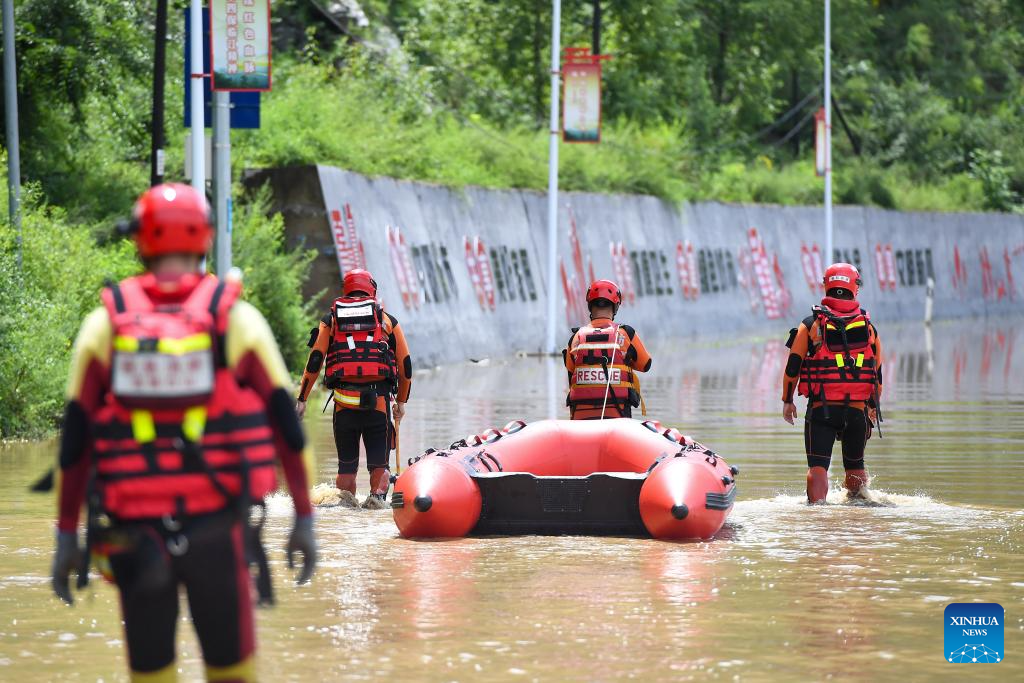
[546,355,557,420]
[189,0,205,192]
[824,0,833,264]
[212,90,231,276]
[150,0,168,186]
[544,0,561,354]
[3,0,21,270]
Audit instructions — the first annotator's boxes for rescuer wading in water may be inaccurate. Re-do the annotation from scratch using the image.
[563,279,652,420]
[781,262,884,503]
[50,183,316,682]
[296,269,412,509]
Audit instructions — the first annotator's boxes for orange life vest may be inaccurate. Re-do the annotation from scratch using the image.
[798,303,878,402]
[567,322,634,416]
[93,274,277,520]
[324,296,397,390]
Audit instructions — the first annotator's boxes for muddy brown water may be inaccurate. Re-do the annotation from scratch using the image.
[1,319,1022,681]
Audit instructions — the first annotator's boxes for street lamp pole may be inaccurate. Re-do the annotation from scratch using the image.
[544,0,562,354]
[824,0,833,264]
[189,0,205,192]
[3,0,22,269]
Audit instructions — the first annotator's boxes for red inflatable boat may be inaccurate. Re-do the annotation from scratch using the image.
[391,418,737,540]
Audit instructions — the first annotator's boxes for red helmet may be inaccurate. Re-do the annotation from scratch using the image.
[823,262,862,296]
[586,279,622,308]
[129,184,213,259]
[343,268,377,297]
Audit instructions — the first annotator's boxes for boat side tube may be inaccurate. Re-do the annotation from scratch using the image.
[392,454,483,538]
[639,447,737,540]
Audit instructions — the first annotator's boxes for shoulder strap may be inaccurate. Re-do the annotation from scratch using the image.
[208,280,228,316]
[105,280,126,314]
[102,276,153,317]
[381,310,395,336]
[183,275,240,326]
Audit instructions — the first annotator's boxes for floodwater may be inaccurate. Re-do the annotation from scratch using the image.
[1,318,1022,681]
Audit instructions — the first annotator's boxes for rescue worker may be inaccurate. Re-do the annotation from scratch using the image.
[563,279,652,419]
[49,184,316,682]
[296,268,412,509]
[781,262,883,503]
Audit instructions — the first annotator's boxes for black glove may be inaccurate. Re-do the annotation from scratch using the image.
[286,515,316,585]
[51,531,81,605]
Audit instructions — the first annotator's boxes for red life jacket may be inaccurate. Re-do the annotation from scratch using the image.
[798,299,878,402]
[567,322,634,417]
[324,296,397,389]
[92,274,277,520]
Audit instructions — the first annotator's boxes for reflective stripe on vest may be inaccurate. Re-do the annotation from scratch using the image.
[798,307,877,401]
[93,401,277,519]
[333,388,363,406]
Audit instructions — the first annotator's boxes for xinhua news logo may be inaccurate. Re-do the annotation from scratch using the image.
[944,603,1004,663]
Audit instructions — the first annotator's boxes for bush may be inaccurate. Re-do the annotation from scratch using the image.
[0,170,318,437]
[230,53,1005,213]
[0,184,139,438]
[230,190,320,372]
[835,161,896,209]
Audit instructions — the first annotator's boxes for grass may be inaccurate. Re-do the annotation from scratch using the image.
[221,54,990,212]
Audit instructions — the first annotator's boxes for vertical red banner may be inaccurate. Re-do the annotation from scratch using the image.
[562,48,609,144]
[386,225,420,310]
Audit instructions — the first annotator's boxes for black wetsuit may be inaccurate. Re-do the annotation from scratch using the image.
[333,409,393,474]
[105,512,253,673]
[803,405,869,471]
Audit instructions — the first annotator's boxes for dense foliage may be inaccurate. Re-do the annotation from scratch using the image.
[230,191,321,371]
[267,0,1024,211]
[0,173,140,438]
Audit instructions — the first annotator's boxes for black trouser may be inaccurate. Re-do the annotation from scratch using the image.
[333,408,392,474]
[104,511,253,674]
[804,404,868,470]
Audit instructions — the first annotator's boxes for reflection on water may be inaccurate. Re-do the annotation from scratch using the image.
[1,318,1022,680]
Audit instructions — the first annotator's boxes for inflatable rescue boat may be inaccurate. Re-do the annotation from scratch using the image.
[391,418,737,540]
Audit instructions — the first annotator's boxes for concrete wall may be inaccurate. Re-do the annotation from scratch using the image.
[244,165,1024,366]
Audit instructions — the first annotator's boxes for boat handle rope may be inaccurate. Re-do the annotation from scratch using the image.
[462,452,492,472]
[479,428,503,444]
[641,420,660,433]
[501,419,527,435]
[646,452,671,474]
[409,447,450,466]
[480,451,503,471]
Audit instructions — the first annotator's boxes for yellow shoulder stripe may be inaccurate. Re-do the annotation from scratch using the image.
[226,301,292,388]
[66,308,113,399]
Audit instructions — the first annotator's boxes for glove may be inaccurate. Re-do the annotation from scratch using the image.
[286,515,316,586]
[51,530,81,605]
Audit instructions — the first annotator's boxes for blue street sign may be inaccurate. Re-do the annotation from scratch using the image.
[183,7,260,129]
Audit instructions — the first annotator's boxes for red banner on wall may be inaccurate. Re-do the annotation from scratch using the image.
[386,224,420,310]
[329,203,366,278]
